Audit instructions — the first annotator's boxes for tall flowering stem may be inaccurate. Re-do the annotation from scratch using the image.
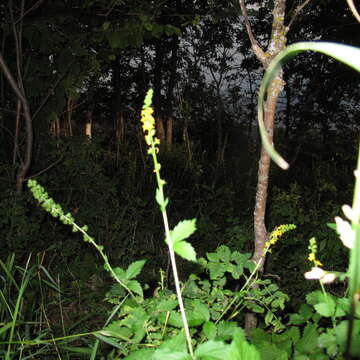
[346,144,360,357]
[140,89,194,358]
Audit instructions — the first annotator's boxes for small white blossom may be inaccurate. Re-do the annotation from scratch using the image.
[335,216,355,249]
[342,205,355,221]
[304,267,336,284]
[305,267,325,280]
[321,272,336,284]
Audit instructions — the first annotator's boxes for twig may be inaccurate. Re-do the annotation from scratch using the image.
[287,0,313,30]
[239,0,266,64]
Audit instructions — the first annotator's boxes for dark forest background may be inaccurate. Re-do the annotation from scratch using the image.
[0,0,359,352]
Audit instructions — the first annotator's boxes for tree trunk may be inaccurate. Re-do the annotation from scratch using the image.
[239,0,288,331]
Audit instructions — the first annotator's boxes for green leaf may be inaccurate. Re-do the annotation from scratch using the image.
[255,341,288,360]
[306,290,324,305]
[105,283,126,301]
[202,321,217,339]
[171,219,197,244]
[124,349,155,360]
[318,333,337,357]
[295,323,319,354]
[246,301,264,313]
[151,348,191,360]
[156,298,178,311]
[207,262,226,279]
[151,24,164,38]
[193,300,210,322]
[216,245,231,262]
[127,280,143,297]
[314,300,335,317]
[229,329,261,360]
[327,223,337,230]
[217,321,239,341]
[158,311,183,328]
[174,240,197,262]
[106,30,127,49]
[99,322,132,340]
[158,332,187,352]
[94,333,123,349]
[126,260,146,279]
[113,267,127,281]
[194,340,228,359]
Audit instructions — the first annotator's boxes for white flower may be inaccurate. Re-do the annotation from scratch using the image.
[305,267,326,280]
[335,216,355,249]
[342,205,355,221]
[304,267,336,284]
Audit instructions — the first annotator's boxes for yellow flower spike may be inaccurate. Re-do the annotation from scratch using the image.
[140,107,156,133]
[307,238,324,267]
[264,224,296,255]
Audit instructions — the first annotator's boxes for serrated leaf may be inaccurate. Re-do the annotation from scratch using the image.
[295,323,319,354]
[156,298,178,311]
[255,340,287,360]
[216,245,231,262]
[174,241,197,262]
[208,262,226,279]
[207,251,220,262]
[105,283,125,300]
[314,301,335,317]
[171,219,197,244]
[113,267,127,281]
[318,332,337,357]
[127,280,143,297]
[126,260,146,280]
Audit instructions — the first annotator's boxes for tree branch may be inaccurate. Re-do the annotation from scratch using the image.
[287,0,313,30]
[239,0,267,64]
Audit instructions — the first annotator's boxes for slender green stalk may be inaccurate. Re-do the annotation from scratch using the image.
[140,89,194,358]
[346,143,360,357]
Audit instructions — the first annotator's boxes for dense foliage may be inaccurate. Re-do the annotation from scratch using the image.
[0,0,359,359]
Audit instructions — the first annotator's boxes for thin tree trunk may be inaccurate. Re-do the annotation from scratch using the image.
[239,0,288,331]
[0,0,33,192]
[0,53,33,192]
[166,116,173,146]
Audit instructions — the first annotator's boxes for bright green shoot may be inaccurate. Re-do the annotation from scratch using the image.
[27,180,145,303]
[140,89,197,358]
